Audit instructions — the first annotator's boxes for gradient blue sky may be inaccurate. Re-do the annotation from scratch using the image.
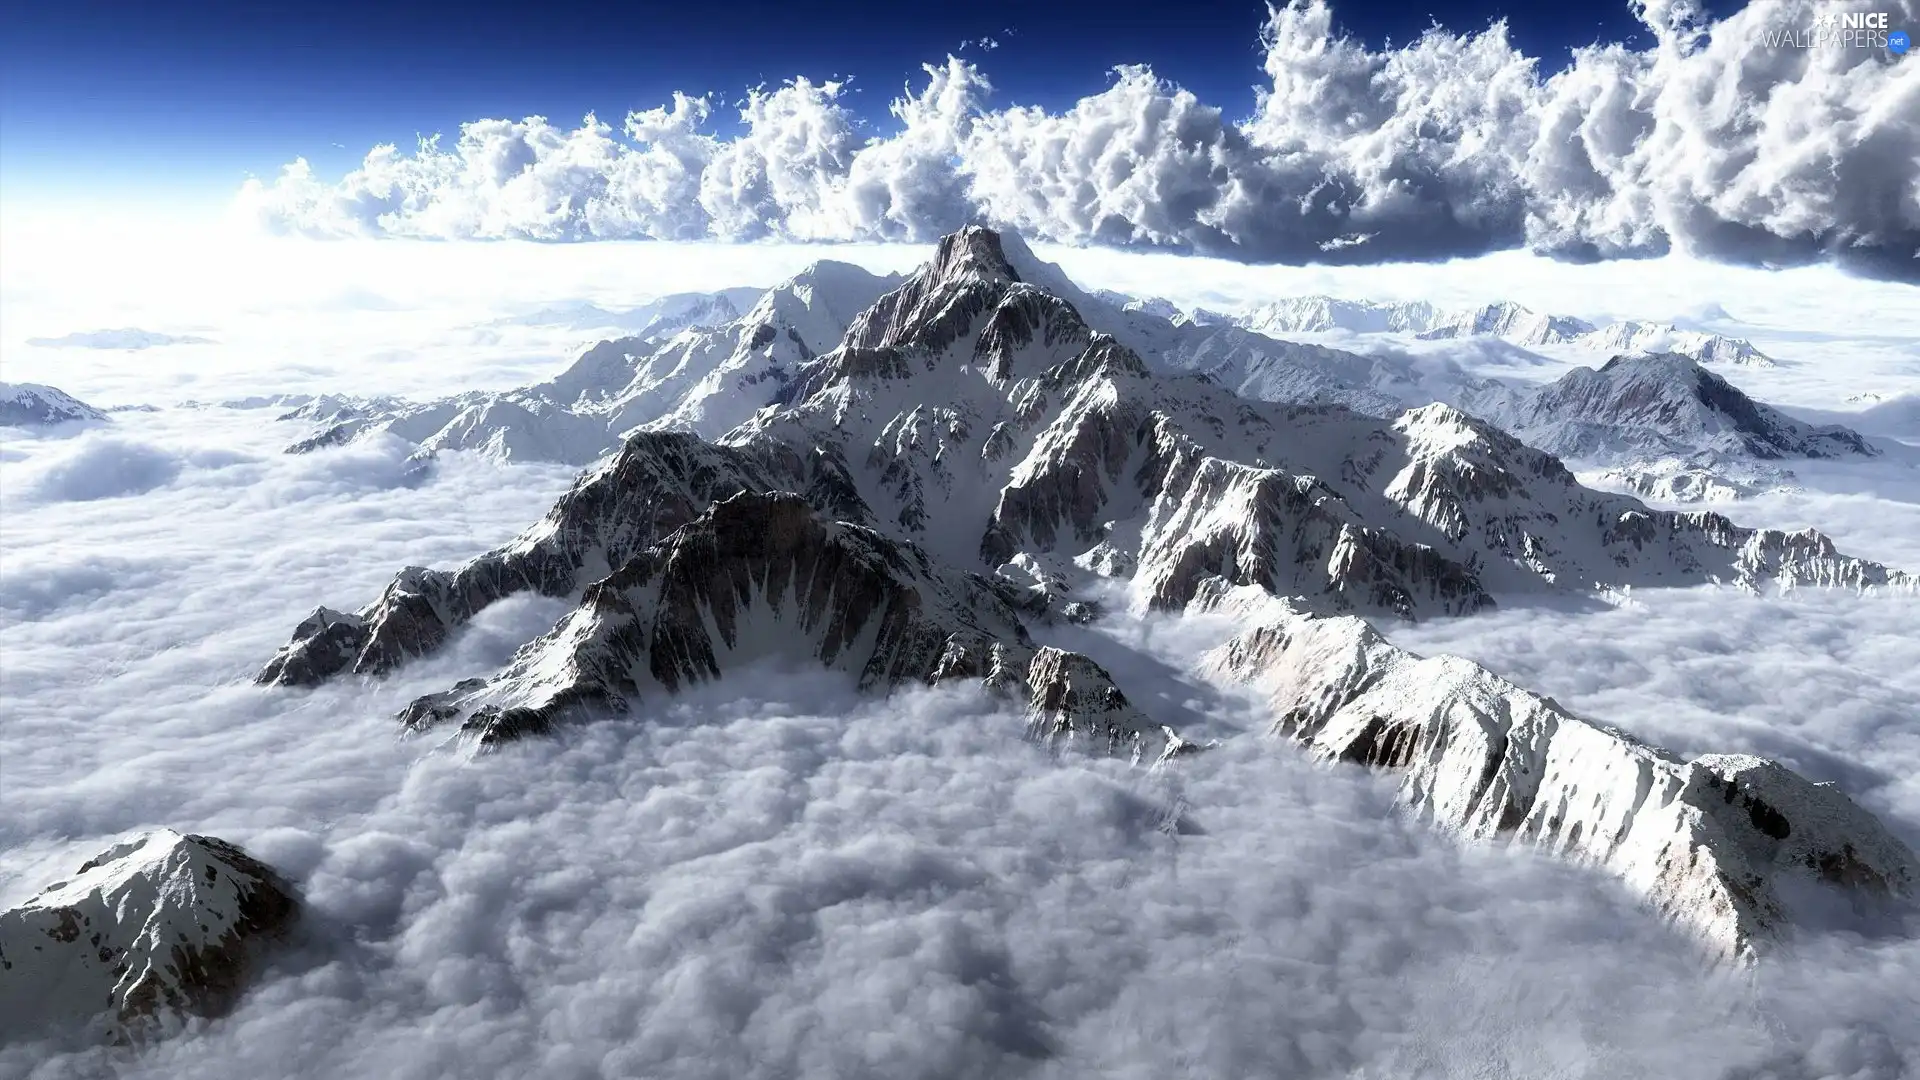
[0,0,1659,214]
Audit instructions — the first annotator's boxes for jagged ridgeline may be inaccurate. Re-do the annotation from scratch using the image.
[258,226,1918,959]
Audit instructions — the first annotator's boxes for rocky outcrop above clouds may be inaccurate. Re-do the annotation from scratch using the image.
[255,225,1919,963]
[391,491,1172,758]
[1201,586,1920,962]
[266,227,1912,698]
[1481,354,1875,464]
[259,432,849,687]
[0,830,298,1045]
[1468,353,1883,503]
[0,383,108,426]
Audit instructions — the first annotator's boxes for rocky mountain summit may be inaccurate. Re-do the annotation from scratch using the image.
[257,226,1916,959]
[0,830,298,1045]
[0,382,108,426]
[1467,353,1883,500]
[270,240,1827,509]
[1200,584,1919,963]
[1482,354,1874,462]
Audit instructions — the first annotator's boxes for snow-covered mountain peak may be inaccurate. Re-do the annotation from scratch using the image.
[924,224,1023,288]
[744,259,906,356]
[0,382,109,426]
[1240,295,1440,335]
[0,830,298,1044]
[1481,352,1877,467]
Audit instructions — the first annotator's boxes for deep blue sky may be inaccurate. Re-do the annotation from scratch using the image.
[0,0,1658,210]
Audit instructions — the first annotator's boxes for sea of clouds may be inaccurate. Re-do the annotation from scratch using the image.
[229,0,1920,280]
[1,231,1918,1076]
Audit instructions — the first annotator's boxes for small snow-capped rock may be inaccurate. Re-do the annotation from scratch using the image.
[0,830,298,1044]
[1202,593,1920,962]
[0,382,108,426]
[1015,646,1173,764]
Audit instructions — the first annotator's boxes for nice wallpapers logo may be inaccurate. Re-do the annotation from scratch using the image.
[1762,10,1911,51]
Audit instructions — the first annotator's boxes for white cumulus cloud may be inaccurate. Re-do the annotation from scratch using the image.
[234,0,1920,279]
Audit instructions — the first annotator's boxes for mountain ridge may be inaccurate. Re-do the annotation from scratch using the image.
[250,225,1918,966]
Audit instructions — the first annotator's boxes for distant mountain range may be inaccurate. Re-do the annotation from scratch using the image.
[251,253,1867,506]
[1219,294,1775,367]
[25,328,215,350]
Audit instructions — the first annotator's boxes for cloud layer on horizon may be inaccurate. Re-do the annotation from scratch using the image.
[234,0,1920,280]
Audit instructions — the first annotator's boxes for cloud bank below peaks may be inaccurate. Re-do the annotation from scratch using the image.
[235,0,1920,280]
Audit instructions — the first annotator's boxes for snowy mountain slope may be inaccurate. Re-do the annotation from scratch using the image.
[1470,354,1882,499]
[258,432,854,687]
[1239,295,1441,335]
[281,262,903,463]
[0,830,298,1044]
[1202,586,1920,963]
[1582,321,1773,367]
[1067,288,1823,500]
[389,490,1182,761]
[1483,354,1875,461]
[0,383,108,426]
[729,230,1909,614]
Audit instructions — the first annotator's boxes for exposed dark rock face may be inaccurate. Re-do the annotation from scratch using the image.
[0,831,299,1045]
[384,493,1175,760]
[258,434,869,687]
[392,491,1038,746]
